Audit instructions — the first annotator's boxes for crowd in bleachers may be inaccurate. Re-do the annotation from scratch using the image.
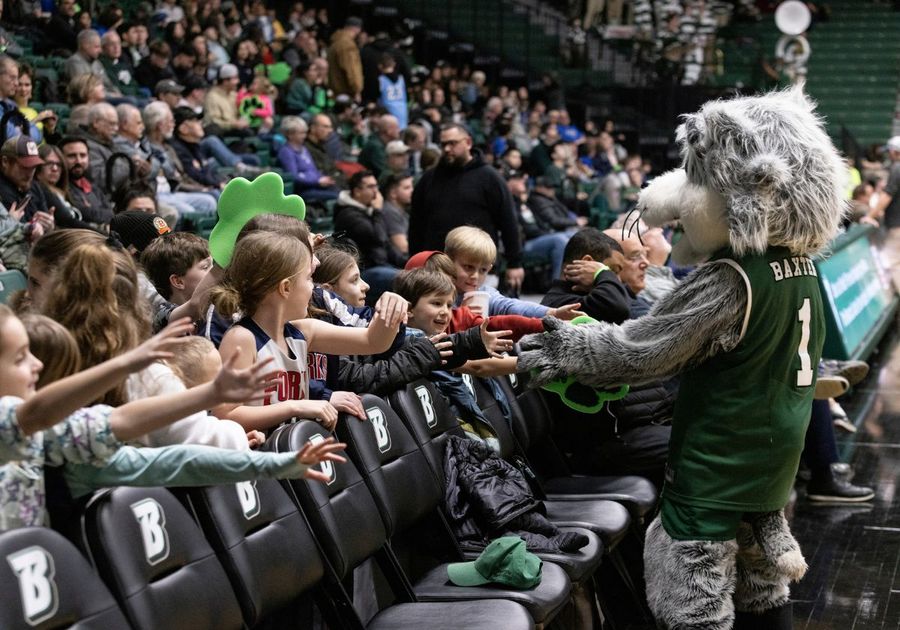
[0,1,893,628]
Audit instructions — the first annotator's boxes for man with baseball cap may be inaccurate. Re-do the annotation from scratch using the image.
[0,136,55,233]
[379,139,410,184]
[0,136,102,232]
[155,78,184,109]
[168,106,226,194]
[203,63,251,136]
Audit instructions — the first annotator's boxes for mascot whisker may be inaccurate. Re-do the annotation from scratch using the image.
[518,85,846,629]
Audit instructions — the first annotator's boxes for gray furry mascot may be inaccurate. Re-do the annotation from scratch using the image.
[519,86,846,629]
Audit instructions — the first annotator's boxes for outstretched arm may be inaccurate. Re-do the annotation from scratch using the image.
[62,439,347,498]
[517,262,747,388]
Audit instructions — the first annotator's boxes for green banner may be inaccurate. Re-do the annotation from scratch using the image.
[816,225,898,360]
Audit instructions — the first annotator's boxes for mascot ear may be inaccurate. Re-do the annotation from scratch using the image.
[729,193,769,256]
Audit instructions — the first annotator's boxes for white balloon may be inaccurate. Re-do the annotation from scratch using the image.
[775,1,812,36]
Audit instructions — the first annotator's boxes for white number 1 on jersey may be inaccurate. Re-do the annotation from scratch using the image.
[796,298,813,387]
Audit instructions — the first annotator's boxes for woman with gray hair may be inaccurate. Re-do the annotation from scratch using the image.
[277,115,339,203]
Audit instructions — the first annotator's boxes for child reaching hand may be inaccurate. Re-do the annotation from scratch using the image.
[18,315,345,521]
[213,231,405,434]
[0,308,287,531]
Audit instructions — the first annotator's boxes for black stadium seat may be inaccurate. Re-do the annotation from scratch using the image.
[505,373,660,519]
[337,394,599,611]
[266,420,536,630]
[0,526,130,630]
[79,487,244,630]
[181,479,330,628]
[391,379,646,626]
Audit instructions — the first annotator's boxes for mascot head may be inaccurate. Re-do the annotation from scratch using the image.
[638,85,847,264]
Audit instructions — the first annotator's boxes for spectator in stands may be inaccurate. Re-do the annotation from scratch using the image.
[334,170,405,302]
[543,142,582,206]
[231,38,259,88]
[135,40,175,90]
[36,143,98,231]
[171,45,199,86]
[155,78,184,110]
[0,1,23,58]
[59,136,112,226]
[378,53,407,129]
[527,122,560,176]
[82,102,127,195]
[203,63,252,137]
[285,60,324,114]
[45,0,79,53]
[509,170,570,279]
[111,182,158,215]
[177,75,208,114]
[0,56,39,143]
[403,123,428,178]
[168,106,227,195]
[326,16,364,100]
[381,171,413,256]
[100,30,139,98]
[410,123,525,293]
[282,29,318,70]
[140,232,212,306]
[527,175,585,235]
[236,75,276,133]
[117,103,216,221]
[0,136,54,233]
[541,228,629,324]
[567,228,650,317]
[278,116,339,204]
[64,30,121,98]
[14,66,58,143]
[306,113,346,189]
[121,21,149,68]
[66,73,106,106]
[849,182,876,225]
[359,113,400,177]
[381,140,410,184]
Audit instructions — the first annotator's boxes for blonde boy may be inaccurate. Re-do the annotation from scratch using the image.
[443,226,581,319]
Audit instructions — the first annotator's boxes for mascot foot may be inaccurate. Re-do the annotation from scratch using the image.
[734,603,793,630]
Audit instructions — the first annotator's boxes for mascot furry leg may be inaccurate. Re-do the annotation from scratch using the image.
[519,86,846,630]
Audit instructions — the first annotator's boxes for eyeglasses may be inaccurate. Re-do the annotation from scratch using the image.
[43,161,61,169]
[441,138,464,148]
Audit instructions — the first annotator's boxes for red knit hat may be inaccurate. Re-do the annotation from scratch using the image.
[405,250,441,270]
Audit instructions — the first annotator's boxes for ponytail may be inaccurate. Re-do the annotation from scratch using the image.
[208,282,243,320]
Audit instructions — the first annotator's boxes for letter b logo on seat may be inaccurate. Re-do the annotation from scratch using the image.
[130,498,170,566]
[415,385,437,428]
[309,433,336,485]
[236,481,260,520]
[367,407,391,453]
[7,546,58,626]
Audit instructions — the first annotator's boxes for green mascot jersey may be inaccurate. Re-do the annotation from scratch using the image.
[664,246,824,513]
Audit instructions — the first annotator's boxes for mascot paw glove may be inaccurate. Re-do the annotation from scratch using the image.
[517,317,577,388]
